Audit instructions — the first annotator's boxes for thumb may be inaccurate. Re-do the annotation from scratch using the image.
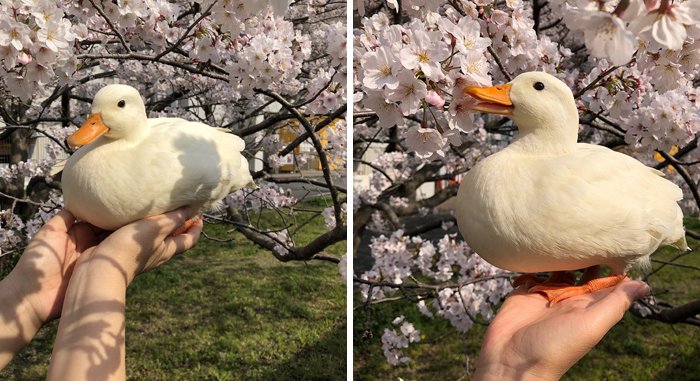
[591,279,650,325]
[149,205,194,237]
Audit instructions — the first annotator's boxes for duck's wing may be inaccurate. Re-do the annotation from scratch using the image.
[143,118,253,210]
[528,143,685,261]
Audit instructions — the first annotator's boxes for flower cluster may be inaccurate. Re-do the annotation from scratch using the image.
[0,1,82,101]
[225,181,297,211]
[219,13,309,98]
[322,202,347,230]
[380,315,421,365]
[355,0,700,158]
[355,4,570,158]
[359,229,512,348]
[354,0,700,368]
[564,0,700,65]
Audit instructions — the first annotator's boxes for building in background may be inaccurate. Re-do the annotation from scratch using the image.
[277,117,344,173]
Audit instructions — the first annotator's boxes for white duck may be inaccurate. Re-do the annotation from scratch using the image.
[456,72,688,303]
[62,84,254,231]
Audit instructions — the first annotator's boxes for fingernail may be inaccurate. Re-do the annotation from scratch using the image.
[636,282,650,298]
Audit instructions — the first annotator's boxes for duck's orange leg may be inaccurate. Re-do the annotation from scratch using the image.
[529,274,626,304]
[171,216,199,236]
[513,273,547,289]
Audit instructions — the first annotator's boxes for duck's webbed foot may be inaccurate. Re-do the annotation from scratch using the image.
[171,215,201,236]
[529,273,626,305]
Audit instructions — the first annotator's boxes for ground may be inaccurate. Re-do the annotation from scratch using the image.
[354,217,700,381]
[2,216,346,381]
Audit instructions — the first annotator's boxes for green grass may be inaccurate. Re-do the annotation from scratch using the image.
[3,210,346,381]
[354,217,700,381]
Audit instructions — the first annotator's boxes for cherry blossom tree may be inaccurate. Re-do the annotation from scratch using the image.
[353,0,700,366]
[0,0,347,273]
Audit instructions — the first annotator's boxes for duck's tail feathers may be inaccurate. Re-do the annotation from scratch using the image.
[671,235,691,252]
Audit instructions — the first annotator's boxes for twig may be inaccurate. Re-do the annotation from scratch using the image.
[354,159,393,184]
[487,46,512,82]
[154,1,218,61]
[353,274,514,291]
[574,65,620,98]
[657,150,700,211]
[87,0,131,53]
[0,191,50,207]
[650,259,700,271]
[257,89,344,225]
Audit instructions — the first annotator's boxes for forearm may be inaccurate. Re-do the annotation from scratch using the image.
[474,362,562,381]
[473,345,564,381]
[46,256,129,381]
[0,274,43,369]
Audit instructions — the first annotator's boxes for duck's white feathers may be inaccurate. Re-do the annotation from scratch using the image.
[456,143,686,274]
[63,117,252,230]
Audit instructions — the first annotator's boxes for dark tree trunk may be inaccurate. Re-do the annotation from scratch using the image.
[0,128,32,209]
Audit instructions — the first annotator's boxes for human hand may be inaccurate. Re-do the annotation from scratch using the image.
[6,207,202,326]
[0,210,110,369]
[474,277,650,381]
[72,206,203,285]
[46,208,202,381]
[5,210,109,326]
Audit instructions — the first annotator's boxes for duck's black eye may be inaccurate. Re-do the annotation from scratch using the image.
[117,100,126,108]
[533,82,545,91]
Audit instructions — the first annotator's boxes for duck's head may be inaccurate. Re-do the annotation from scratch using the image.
[67,84,147,148]
[465,72,578,137]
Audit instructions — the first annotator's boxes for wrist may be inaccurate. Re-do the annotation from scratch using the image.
[474,358,561,381]
[0,273,44,368]
[0,271,44,330]
[62,255,129,313]
[76,250,136,288]
[48,254,128,381]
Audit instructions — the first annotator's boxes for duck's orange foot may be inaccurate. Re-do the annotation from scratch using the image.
[171,217,199,236]
[513,273,547,289]
[529,274,626,304]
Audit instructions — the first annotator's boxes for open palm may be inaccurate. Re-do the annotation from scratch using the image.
[476,278,649,380]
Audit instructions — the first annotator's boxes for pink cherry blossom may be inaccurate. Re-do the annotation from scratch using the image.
[399,27,449,81]
[404,126,445,159]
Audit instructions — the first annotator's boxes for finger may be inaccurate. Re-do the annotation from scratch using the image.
[41,210,76,234]
[588,279,649,327]
[151,206,194,237]
[157,218,203,266]
[70,222,111,251]
[84,222,110,237]
[123,206,193,242]
[170,218,203,254]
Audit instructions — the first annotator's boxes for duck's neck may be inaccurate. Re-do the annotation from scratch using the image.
[105,119,149,146]
[122,123,149,144]
[509,115,579,155]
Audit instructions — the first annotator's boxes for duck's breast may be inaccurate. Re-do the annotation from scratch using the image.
[63,138,162,229]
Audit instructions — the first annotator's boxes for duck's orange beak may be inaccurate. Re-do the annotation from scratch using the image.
[67,113,109,148]
[464,83,514,115]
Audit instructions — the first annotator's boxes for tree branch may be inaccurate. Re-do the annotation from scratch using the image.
[87,0,131,53]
